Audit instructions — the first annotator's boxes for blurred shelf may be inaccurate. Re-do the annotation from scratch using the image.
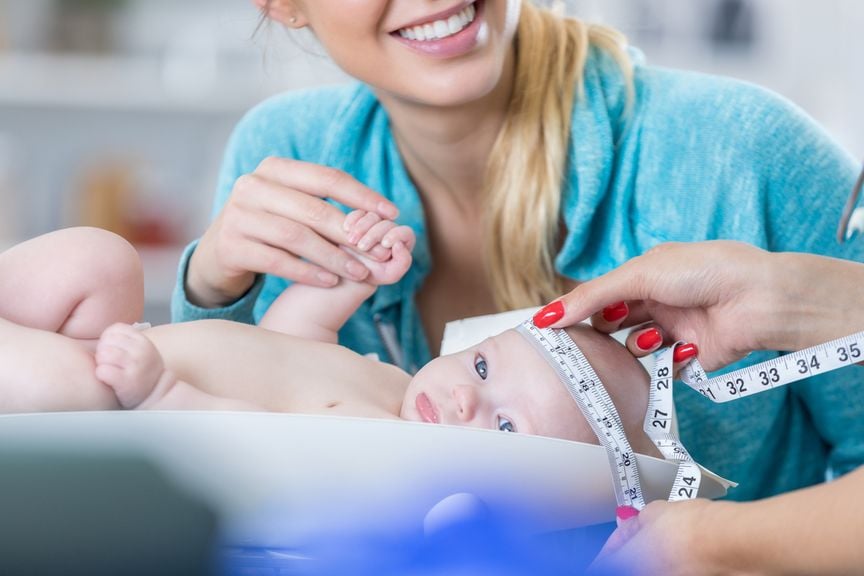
[0,52,266,114]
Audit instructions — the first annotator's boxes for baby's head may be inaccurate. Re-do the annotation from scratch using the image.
[401,324,657,455]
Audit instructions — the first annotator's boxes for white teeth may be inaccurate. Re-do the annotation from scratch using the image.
[397,3,476,41]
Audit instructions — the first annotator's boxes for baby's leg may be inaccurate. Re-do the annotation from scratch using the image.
[0,227,144,341]
[0,317,120,413]
[96,323,264,412]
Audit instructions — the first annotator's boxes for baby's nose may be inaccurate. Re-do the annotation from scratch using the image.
[452,385,479,423]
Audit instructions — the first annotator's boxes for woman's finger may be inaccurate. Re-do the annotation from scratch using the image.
[625,325,665,357]
[235,210,369,283]
[255,157,398,218]
[241,174,356,248]
[589,301,630,334]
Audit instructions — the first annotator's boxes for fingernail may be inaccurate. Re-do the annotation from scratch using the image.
[345,260,368,279]
[616,505,640,522]
[378,202,398,219]
[533,301,564,328]
[601,301,629,323]
[673,342,699,363]
[357,239,371,251]
[636,328,662,351]
[317,271,338,285]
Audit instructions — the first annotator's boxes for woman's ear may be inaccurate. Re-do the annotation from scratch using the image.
[251,0,306,28]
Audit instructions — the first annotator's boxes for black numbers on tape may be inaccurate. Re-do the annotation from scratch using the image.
[838,343,861,362]
[759,368,780,386]
[651,408,669,429]
[798,355,822,374]
[726,377,747,395]
[677,487,695,498]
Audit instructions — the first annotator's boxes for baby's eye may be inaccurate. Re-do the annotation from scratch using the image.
[497,416,515,433]
[473,354,488,380]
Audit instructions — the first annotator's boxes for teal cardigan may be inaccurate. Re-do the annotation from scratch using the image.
[173,48,864,502]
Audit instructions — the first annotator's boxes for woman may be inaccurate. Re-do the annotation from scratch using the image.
[541,240,864,574]
[172,0,863,502]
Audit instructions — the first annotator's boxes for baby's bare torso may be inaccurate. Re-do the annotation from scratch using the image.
[144,320,410,419]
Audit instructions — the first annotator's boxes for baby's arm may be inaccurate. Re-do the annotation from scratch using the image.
[95,323,264,412]
[259,212,415,343]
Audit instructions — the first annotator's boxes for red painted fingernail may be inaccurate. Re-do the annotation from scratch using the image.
[533,301,564,328]
[636,328,662,351]
[601,301,629,323]
[616,506,640,521]
[673,342,699,363]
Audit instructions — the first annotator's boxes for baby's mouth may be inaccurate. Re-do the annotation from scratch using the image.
[415,392,440,424]
[394,2,477,42]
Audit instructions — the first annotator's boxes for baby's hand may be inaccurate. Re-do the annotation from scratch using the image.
[343,210,415,286]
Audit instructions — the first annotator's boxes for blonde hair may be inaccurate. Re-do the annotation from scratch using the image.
[485,2,633,310]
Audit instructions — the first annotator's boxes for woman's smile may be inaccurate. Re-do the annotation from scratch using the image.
[391,0,484,58]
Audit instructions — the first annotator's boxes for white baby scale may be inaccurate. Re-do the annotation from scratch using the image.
[0,310,731,551]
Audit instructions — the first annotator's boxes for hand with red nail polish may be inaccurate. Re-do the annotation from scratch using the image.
[541,240,857,372]
[533,301,564,328]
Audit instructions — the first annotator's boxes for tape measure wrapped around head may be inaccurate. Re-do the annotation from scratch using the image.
[517,322,703,510]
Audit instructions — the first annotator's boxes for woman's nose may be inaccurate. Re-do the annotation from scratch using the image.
[452,385,479,422]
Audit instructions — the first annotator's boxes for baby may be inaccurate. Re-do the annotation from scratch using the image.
[0,222,656,454]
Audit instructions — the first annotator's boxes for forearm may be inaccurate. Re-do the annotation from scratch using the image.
[757,251,864,352]
[705,468,864,575]
[259,279,375,343]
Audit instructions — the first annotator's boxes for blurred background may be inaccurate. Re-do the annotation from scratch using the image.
[0,0,862,323]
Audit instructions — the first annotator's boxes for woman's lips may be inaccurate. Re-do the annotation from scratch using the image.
[391,0,484,59]
[415,392,440,424]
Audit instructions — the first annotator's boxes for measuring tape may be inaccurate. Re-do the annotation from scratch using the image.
[518,322,704,510]
[517,321,646,509]
[519,320,864,511]
[644,344,702,501]
[680,330,864,403]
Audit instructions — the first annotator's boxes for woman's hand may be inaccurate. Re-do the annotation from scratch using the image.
[536,241,864,371]
[186,158,400,308]
[587,500,736,576]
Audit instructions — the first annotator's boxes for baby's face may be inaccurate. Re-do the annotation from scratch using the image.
[401,326,656,452]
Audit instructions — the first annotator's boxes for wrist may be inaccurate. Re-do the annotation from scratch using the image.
[693,500,761,575]
[185,248,256,309]
[767,252,864,350]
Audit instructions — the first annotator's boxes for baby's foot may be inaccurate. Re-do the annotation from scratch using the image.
[95,323,174,409]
